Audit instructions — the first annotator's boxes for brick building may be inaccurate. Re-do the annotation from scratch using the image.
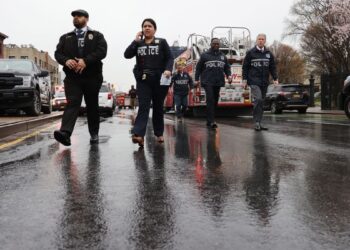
[0,32,8,58]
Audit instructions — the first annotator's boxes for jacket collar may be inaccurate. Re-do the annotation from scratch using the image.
[209,48,221,55]
[253,46,270,53]
[68,26,93,35]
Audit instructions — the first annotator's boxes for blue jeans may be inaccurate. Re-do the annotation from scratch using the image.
[174,94,188,118]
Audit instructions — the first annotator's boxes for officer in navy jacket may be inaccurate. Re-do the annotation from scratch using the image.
[195,38,232,129]
[172,62,194,118]
[124,18,173,146]
[54,9,107,146]
[242,33,278,131]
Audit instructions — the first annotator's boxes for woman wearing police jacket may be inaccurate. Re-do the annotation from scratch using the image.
[124,18,173,147]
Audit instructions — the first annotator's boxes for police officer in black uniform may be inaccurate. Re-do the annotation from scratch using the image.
[54,9,107,146]
[195,38,232,129]
[172,61,194,120]
[124,18,173,147]
[242,33,278,131]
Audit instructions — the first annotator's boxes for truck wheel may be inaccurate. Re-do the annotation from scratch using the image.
[271,102,282,114]
[42,96,52,114]
[345,96,350,119]
[298,108,307,114]
[24,90,41,116]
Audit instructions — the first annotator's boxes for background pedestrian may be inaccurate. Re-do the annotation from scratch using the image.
[172,61,194,121]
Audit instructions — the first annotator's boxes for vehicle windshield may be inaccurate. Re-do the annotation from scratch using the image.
[282,86,302,92]
[55,92,65,98]
[100,85,110,93]
[0,60,33,73]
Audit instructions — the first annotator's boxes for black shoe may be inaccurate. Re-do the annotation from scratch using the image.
[254,123,261,131]
[90,134,99,144]
[206,122,218,129]
[54,130,71,146]
[260,124,269,131]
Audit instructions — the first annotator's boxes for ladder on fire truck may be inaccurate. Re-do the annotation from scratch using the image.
[211,26,251,64]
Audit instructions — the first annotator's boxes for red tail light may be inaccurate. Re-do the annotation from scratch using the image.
[108,93,112,99]
[278,92,286,96]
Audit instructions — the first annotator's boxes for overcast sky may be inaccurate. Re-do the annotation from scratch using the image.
[1,0,297,91]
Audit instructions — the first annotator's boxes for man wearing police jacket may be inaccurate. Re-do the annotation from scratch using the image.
[54,9,107,146]
[195,38,232,129]
[242,34,278,131]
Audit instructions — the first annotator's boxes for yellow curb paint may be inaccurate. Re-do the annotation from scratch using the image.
[0,124,57,150]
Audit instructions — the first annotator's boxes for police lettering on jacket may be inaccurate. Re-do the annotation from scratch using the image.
[137,46,159,56]
[124,38,173,72]
[172,72,194,96]
[195,49,231,87]
[204,60,226,68]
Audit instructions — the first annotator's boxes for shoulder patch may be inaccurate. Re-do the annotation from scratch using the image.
[266,53,270,59]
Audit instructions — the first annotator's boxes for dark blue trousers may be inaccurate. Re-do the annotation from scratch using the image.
[174,94,188,118]
[203,85,221,124]
[132,74,169,137]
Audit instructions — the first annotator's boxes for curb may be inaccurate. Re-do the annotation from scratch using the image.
[306,111,345,115]
[0,113,63,139]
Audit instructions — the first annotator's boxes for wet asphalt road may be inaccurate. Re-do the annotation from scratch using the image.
[0,111,349,250]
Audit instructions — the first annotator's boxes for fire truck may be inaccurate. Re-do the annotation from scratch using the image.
[164,26,253,116]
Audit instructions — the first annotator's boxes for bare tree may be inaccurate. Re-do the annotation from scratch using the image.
[269,41,306,83]
[285,0,350,74]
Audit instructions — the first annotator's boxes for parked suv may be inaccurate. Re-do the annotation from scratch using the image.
[342,76,350,119]
[81,83,116,117]
[264,84,309,114]
[0,59,52,115]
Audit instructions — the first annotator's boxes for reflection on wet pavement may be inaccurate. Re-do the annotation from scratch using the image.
[0,114,349,249]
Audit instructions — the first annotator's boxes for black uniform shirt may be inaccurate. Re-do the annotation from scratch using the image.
[172,72,194,96]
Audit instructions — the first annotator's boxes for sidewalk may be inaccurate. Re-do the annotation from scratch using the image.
[306,106,344,115]
[0,112,63,139]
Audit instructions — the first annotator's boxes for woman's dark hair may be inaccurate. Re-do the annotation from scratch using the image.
[141,18,157,30]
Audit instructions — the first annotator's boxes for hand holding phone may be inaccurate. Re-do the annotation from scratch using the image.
[135,31,143,42]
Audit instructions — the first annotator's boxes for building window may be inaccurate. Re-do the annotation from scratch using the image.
[20,56,29,59]
[9,56,16,59]
[35,57,37,63]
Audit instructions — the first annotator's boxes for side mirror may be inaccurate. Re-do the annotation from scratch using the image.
[38,70,49,77]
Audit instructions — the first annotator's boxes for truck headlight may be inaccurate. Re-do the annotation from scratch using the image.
[15,75,32,87]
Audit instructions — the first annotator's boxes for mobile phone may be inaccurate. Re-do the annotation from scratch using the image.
[140,31,144,40]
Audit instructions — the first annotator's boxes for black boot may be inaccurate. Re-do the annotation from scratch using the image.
[54,130,71,146]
